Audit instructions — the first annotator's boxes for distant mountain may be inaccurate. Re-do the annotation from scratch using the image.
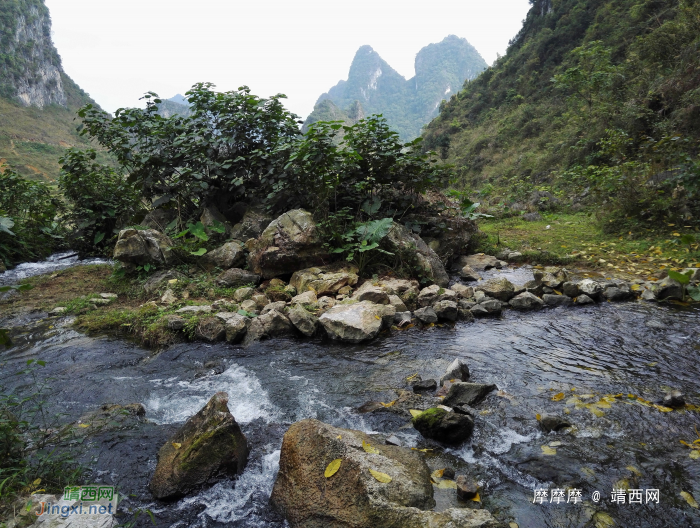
[0,0,100,181]
[155,95,192,118]
[305,36,487,140]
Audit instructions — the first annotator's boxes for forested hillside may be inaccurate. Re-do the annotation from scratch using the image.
[305,36,487,140]
[423,0,700,228]
[0,0,98,181]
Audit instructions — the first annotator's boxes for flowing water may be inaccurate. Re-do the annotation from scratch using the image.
[2,260,700,528]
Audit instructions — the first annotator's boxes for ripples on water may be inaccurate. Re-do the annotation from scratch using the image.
[2,274,700,527]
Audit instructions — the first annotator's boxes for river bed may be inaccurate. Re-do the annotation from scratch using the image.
[1,264,700,527]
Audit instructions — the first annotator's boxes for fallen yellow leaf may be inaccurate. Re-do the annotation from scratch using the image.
[681,491,699,508]
[652,404,674,412]
[172,442,181,449]
[369,468,392,483]
[690,450,700,460]
[431,469,445,479]
[541,445,557,455]
[363,440,380,454]
[405,373,420,382]
[411,447,433,453]
[33,478,41,486]
[325,458,342,478]
[590,407,605,417]
[434,479,457,489]
[337,435,342,439]
[472,492,481,503]
[626,465,642,476]
[409,409,423,418]
[509,523,519,528]
[78,423,90,428]
[536,413,541,421]
[593,511,616,528]
[552,392,565,401]
[380,400,396,408]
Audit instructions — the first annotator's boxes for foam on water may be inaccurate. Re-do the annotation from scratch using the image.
[0,251,110,285]
[146,364,278,425]
[177,449,281,526]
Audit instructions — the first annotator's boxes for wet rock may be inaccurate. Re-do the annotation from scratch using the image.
[270,419,497,528]
[662,391,685,408]
[451,284,474,299]
[317,296,336,312]
[61,403,146,440]
[538,414,571,433]
[290,263,359,296]
[232,286,254,302]
[319,301,393,343]
[524,280,545,296]
[49,306,67,316]
[247,209,330,279]
[378,278,421,297]
[433,300,458,321]
[165,314,185,330]
[386,435,402,446]
[291,290,318,305]
[509,292,544,310]
[353,282,390,304]
[412,379,437,393]
[442,382,497,407]
[143,269,187,294]
[456,475,479,500]
[393,311,413,327]
[470,304,489,317]
[574,294,595,305]
[215,312,250,343]
[459,265,482,281]
[176,305,212,314]
[655,276,684,301]
[443,467,456,480]
[440,358,470,386]
[479,299,502,315]
[383,222,449,287]
[194,316,226,342]
[476,277,516,302]
[412,407,474,445]
[542,294,572,306]
[457,307,476,321]
[261,301,287,315]
[414,306,438,324]
[562,281,580,297]
[603,285,633,302]
[243,310,293,345]
[578,279,603,300]
[387,294,407,312]
[149,392,249,500]
[201,241,245,271]
[216,268,260,288]
[114,228,174,268]
[641,289,656,302]
[288,304,319,337]
[456,254,502,272]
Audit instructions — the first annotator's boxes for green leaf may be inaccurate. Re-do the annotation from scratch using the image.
[668,269,692,285]
[688,286,700,302]
[209,220,226,234]
[0,216,15,236]
[680,234,696,246]
[190,248,207,256]
[355,218,394,244]
[94,231,105,244]
[187,222,209,241]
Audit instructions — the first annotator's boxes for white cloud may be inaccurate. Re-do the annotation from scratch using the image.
[46,0,531,118]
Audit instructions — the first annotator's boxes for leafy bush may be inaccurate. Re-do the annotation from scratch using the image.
[0,167,62,265]
[58,149,141,253]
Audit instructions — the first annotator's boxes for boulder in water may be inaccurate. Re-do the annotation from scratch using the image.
[412,407,474,445]
[442,382,497,407]
[319,301,393,343]
[148,392,249,500]
[440,358,470,386]
[509,292,544,310]
[476,277,516,302]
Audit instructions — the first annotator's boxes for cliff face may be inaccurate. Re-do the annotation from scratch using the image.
[0,0,66,107]
[305,36,488,141]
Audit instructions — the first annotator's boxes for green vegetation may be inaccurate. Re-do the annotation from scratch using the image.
[306,36,487,141]
[423,0,700,229]
[0,360,84,521]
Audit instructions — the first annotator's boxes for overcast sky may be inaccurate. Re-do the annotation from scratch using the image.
[45,0,531,119]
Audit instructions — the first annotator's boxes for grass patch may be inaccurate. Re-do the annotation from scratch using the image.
[474,213,700,278]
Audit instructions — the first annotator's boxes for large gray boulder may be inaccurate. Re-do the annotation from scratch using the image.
[654,276,684,301]
[319,301,394,343]
[412,407,474,445]
[433,300,458,321]
[290,263,359,296]
[114,229,174,267]
[383,222,449,287]
[509,291,545,310]
[352,282,390,304]
[477,277,516,302]
[288,304,319,337]
[229,207,273,240]
[215,312,250,343]
[243,310,294,345]
[270,419,498,528]
[454,254,503,272]
[148,392,249,500]
[440,358,470,386]
[201,241,245,271]
[578,279,603,300]
[216,268,261,287]
[247,209,330,279]
[442,382,497,407]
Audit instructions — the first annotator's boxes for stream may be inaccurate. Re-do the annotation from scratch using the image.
[2,259,700,527]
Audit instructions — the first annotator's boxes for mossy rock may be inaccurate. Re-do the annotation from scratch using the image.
[412,407,474,445]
